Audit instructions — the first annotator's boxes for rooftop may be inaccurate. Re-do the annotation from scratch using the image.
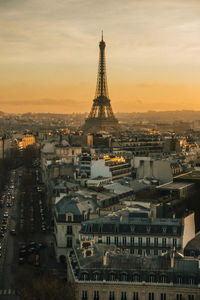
[156,181,194,191]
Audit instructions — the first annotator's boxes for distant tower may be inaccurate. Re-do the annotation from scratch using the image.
[84,33,119,132]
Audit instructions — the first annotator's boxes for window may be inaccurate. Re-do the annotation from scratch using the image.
[176,295,182,300]
[130,248,134,254]
[177,276,182,284]
[122,237,126,246]
[162,238,166,247]
[149,293,154,300]
[154,238,158,246]
[93,273,99,281]
[161,294,166,300]
[68,215,72,222]
[138,249,142,255]
[67,237,72,248]
[121,273,127,281]
[121,292,127,300]
[133,292,139,300]
[130,237,134,245]
[189,277,194,285]
[146,249,150,255]
[106,236,110,244]
[173,238,177,247]
[188,296,194,300]
[82,291,88,300]
[110,292,115,300]
[149,275,155,283]
[146,237,150,246]
[160,275,167,283]
[115,236,118,245]
[146,226,151,233]
[67,226,72,234]
[94,291,99,300]
[82,273,88,280]
[138,237,142,246]
[133,274,140,282]
[154,249,158,256]
[110,272,115,281]
[130,225,135,232]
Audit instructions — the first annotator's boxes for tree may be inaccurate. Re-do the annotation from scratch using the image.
[16,268,76,300]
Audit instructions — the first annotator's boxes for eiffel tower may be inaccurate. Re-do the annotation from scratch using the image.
[84,33,119,132]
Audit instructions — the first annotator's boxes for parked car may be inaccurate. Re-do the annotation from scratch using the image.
[10,229,16,235]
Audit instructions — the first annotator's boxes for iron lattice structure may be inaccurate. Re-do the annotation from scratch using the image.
[84,34,118,132]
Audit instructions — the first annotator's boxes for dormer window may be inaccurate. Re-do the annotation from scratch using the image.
[189,277,194,285]
[99,224,103,233]
[177,276,182,284]
[130,225,135,233]
[66,213,73,222]
[146,226,151,233]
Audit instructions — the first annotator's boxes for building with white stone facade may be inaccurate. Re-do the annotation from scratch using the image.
[79,207,195,257]
[79,155,131,180]
[67,243,200,300]
[54,195,98,261]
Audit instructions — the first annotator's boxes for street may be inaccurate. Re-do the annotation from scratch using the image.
[0,166,66,299]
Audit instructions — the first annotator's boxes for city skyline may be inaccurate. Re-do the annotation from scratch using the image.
[1,0,200,114]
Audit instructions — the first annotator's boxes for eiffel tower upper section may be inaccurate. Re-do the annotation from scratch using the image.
[84,33,119,132]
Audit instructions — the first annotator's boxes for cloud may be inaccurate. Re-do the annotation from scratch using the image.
[0,0,200,65]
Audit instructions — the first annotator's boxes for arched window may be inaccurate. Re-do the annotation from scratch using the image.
[82,272,89,281]
[133,273,140,282]
[93,272,100,281]
[149,274,155,283]
[120,272,127,281]
[109,272,115,281]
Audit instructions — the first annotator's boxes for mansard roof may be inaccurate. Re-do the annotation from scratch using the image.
[80,211,183,236]
[69,245,200,285]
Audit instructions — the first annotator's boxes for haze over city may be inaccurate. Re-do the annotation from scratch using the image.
[1,0,200,114]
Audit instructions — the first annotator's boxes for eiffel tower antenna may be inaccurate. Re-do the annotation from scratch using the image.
[84,34,119,132]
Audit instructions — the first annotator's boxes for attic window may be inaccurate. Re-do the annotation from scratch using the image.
[130,225,135,233]
[162,227,167,234]
[66,213,73,222]
[146,226,151,233]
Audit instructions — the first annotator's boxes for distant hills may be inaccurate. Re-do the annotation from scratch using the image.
[1,110,200,123]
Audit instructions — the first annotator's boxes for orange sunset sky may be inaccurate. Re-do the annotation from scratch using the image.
[0,0,200,114]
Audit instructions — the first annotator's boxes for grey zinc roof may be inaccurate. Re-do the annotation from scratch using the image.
[56,196,81,215]
[103,183,134,194]
[71,244,199,274]
[55,195,98,216]
[76,244,171,271]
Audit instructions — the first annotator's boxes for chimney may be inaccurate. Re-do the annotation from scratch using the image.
[59,134,62,145]
[171,248,175,268]
[103,251,109,266]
